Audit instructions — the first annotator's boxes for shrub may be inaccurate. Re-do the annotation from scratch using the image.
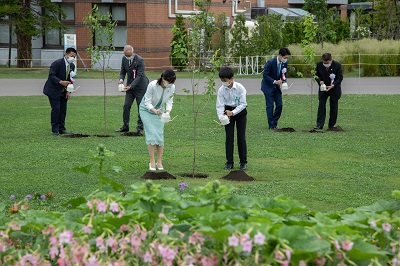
[1,181,400,265]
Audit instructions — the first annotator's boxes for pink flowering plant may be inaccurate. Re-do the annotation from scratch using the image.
[2,145,400,266]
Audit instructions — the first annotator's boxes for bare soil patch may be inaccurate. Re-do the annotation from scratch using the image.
[141,171,176,180]
[222,170,254,181]
[62,134,90,138]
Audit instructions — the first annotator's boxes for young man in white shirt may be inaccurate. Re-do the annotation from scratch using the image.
[216,67,248,171]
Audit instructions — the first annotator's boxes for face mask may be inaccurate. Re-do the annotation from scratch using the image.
[281,58,288,63]
[323,63,331,68]
[125,56,133,60]
[66,56,75,64]
[164,83,172,88]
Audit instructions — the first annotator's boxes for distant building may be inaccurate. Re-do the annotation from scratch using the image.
[0,0,348,70]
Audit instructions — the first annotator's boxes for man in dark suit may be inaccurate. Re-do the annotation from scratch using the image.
[115,45,149,134]
[43,47,77,136]
[261,47,291,129]
[314,53,343,130]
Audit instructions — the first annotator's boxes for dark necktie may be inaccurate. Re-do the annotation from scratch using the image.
[277,62,281,78]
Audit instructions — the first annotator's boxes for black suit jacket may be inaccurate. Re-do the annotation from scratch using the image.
[43,58,75,99]
[315,60,343,91]
[119,54,148,96]
[261,57,288,94]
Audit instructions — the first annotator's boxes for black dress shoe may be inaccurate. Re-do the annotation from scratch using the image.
[240,163,248,171]
[115,128,129,132]
[137,130,144,136]
[224,163,234,170]
[59,130,73,135]
[53,132,60,136]
[314,126,323,130]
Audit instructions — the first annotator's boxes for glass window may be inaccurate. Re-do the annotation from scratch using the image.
[43,3,75,48]
[0,23,16,46]
[94,4,126,49]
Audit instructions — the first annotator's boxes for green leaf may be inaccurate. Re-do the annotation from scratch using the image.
[62,196,87,209]
[72,164,93,174]
[348,238,388,260]
[99,175,125,191]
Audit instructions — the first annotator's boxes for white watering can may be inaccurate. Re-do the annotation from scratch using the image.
[320,84,327,91]
[161,113,177,123]
[281,83,293,91]
[66,84,80,93]
[219,114,230,126]
[118,84,125,92]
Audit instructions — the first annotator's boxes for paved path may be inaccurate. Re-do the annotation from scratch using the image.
[0,77,399,96]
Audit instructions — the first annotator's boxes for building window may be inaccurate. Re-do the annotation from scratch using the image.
[43,3,75,48]
[0,17,17,47]
[94,4,127,49]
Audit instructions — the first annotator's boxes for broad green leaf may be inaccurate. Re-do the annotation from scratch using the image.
[62,196,87,209]
[72,164,93,174]
[348,238,388,260]
[357,200,400,214]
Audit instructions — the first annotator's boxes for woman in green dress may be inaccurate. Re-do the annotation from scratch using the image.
[139,69,176,171]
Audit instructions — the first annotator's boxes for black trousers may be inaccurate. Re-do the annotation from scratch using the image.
[317,88,341,128]
[48,94,68,133]
[122,90,144,131]
[224,106,247,165]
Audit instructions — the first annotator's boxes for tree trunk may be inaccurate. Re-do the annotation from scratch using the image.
[16,33,32,68]
[16,0,32,68]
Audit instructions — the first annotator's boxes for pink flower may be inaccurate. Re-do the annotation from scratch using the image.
[275,252,284,260]
[42,225,56,235]
[370,221,377,227]
[131,235,141,248]
[106,237,117,249]
[298,260,307,266]
[228,235,239,247]
[158,245,178,260]
[9,223,21,231]
[110,202,119,213]
[337,262,347,266]
[159,213,165,218]
[334,240,341,250]
[49,246,59,259]
[242,240,252,253]
[59,230,73,244]
[189,232,205,246]
[140,230,147,240]
[96,236,104,248]
[162,223,171,235]
[254,232,266,245]
[120,224,129,232]
[87,201,93,210]
[281,261,290,266]
[143,250,153,263]
[315,257,326,265]
[382,223,392,232]
[96,200,107,213]
[341,240,354,251]
[285,249,292,261]
[21,254,38,265]
[83,225,92,233]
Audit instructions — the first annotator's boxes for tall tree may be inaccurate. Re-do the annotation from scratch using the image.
[170,14,188,71]
[373,0,400,39]
[0,0,66,68]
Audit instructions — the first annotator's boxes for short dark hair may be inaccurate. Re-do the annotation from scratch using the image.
[65,47,77,54]
[219,67,234,79]
[279,47,291,56]
[322,53,332,61]
[157,69,176,85]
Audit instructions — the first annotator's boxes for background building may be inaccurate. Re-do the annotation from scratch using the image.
[0,0,348,70]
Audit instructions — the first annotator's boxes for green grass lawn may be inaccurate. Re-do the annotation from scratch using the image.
[0,94,399,213]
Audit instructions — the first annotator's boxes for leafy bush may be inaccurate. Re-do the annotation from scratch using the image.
[1,180,400,265]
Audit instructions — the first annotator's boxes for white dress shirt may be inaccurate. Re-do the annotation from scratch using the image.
[216,81,247,116]
[143,80,175,111]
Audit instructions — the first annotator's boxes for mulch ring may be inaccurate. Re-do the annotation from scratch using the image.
[181,173,209,178]
[122,131,144,137]
[222,170,254,181]
[62,134,90,138]
[141,171,176,180]
[327,126,344,132]
[274,127,295,132]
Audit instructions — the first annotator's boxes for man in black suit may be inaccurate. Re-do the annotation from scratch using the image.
[115,45,149,134]
[43,47,77,136]
[260,47,291,129]
[314,53,343,130]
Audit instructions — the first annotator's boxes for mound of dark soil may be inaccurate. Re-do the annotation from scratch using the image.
[327,126,344,132]
[93,135,113,138]
[62,134,90,138]
[141,171,176,180]
[181,173,209,178]
[222,170,254,181]
[122,131,144,137]
[274,127,295,132]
